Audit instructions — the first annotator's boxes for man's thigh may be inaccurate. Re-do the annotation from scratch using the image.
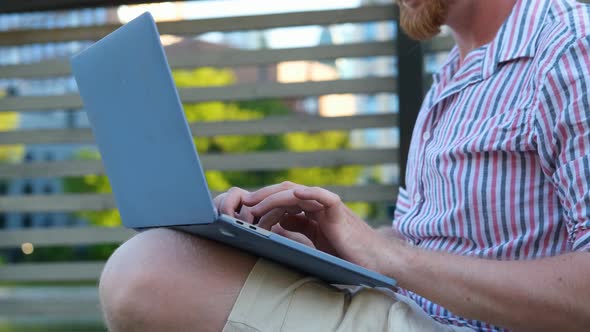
[100,228,257,332]
[224,259,475,332]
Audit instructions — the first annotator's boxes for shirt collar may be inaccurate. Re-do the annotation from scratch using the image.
[434,0,551,84]
[432,46,460,85]
[484,0,551,77]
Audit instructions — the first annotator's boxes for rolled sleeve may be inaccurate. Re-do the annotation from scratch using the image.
[535,36,590,252]
[553,156,590,251]
[393,186,411,222]
[572,225,590,251]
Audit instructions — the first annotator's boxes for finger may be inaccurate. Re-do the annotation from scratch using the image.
[258,207,306,230]
[236,205,256,224]
[213,193,227,212]
[243,181,300,206]
[257,208,286,230]
[279,214,318,239]
[271,224,316,248]
[293,187,341,208]
[279,214,318,240]
[219,187,250,216]
[250,190,324,217]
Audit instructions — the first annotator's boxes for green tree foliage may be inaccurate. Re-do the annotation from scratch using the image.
[0,91,23,266]
[63,67,366,228]
[0,90,24,163]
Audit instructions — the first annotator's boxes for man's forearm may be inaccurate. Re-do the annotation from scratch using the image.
[380,241,590,331]
[375,226,399,238]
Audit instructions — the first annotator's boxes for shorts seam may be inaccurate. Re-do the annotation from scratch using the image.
[226,320,263,332]
[278,277,324,331]
[278,287,297,332]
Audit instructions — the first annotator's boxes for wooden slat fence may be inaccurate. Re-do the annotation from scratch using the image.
[0,3,454,323]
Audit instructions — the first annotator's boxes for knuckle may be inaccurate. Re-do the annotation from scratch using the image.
[328,191,342,203]
[228,186,242,194]
[293,184,307,191]
[280,181,295,189]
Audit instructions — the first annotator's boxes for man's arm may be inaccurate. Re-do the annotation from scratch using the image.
[243,184,590,331]
[381,241,590,332]
[375,225,399,238]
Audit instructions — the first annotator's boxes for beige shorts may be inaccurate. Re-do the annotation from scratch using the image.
[223,259,475,332]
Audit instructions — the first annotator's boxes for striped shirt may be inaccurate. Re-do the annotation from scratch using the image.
[392,0,590,330]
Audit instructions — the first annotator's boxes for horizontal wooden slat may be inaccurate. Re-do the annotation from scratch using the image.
[0,148,397,179]
[0,38,455,81]
[0,298,105,320]
[168,40,395,69]
[0,184,397,214]
[0,286,100,318]
[0,77,396,112]
[0,113,397,145]
[0,0,169,13]
[1,303,102,321]
[0,5,397,46]
[0,160,102,179]
[0,194,112,213]
[0,227,134,248]
[0,41,396,79]
[0,58,70,80]
[0,262,104,282]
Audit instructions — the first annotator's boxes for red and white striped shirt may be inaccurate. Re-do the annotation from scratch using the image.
[393,0,590,330]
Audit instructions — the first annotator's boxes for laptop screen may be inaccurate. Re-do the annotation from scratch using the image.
[71,12,217,229]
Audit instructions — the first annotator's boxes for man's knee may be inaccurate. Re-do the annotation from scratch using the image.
[99,228,257,332]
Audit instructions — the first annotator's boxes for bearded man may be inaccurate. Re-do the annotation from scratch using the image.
[99,0,590,331]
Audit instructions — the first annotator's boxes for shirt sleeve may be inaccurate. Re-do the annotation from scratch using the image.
[535,36,590,252]
[393,186,412,222]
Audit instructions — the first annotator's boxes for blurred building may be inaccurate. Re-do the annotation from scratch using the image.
[325,0,449,185]
[0,8,119,230]
[277,59,357,116]
[324,0,398,184]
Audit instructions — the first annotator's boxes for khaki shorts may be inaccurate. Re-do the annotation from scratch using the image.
[223,259,475,332]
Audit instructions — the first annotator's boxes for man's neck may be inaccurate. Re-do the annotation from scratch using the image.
[446,0,517,61]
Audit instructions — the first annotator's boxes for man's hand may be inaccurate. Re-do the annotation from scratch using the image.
[239,181,398,273]
[213,187,257,223]
[213,182,399,272]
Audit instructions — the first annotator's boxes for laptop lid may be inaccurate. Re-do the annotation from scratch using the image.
[71,12,217,228]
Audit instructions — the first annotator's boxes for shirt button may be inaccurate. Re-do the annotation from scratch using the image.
[422,132,431,141]
[413,193,422,203]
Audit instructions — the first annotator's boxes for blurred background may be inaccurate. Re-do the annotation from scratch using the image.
[0,0,454,331]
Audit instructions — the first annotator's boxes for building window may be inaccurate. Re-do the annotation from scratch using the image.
[22,182,33,195]
[40,215,52,227]
[43,183,53,194]
[24,152,34,163]
[22,214,32,228]
[45,152,54,161]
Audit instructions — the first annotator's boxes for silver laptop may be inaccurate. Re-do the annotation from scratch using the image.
[71,12,396,288]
